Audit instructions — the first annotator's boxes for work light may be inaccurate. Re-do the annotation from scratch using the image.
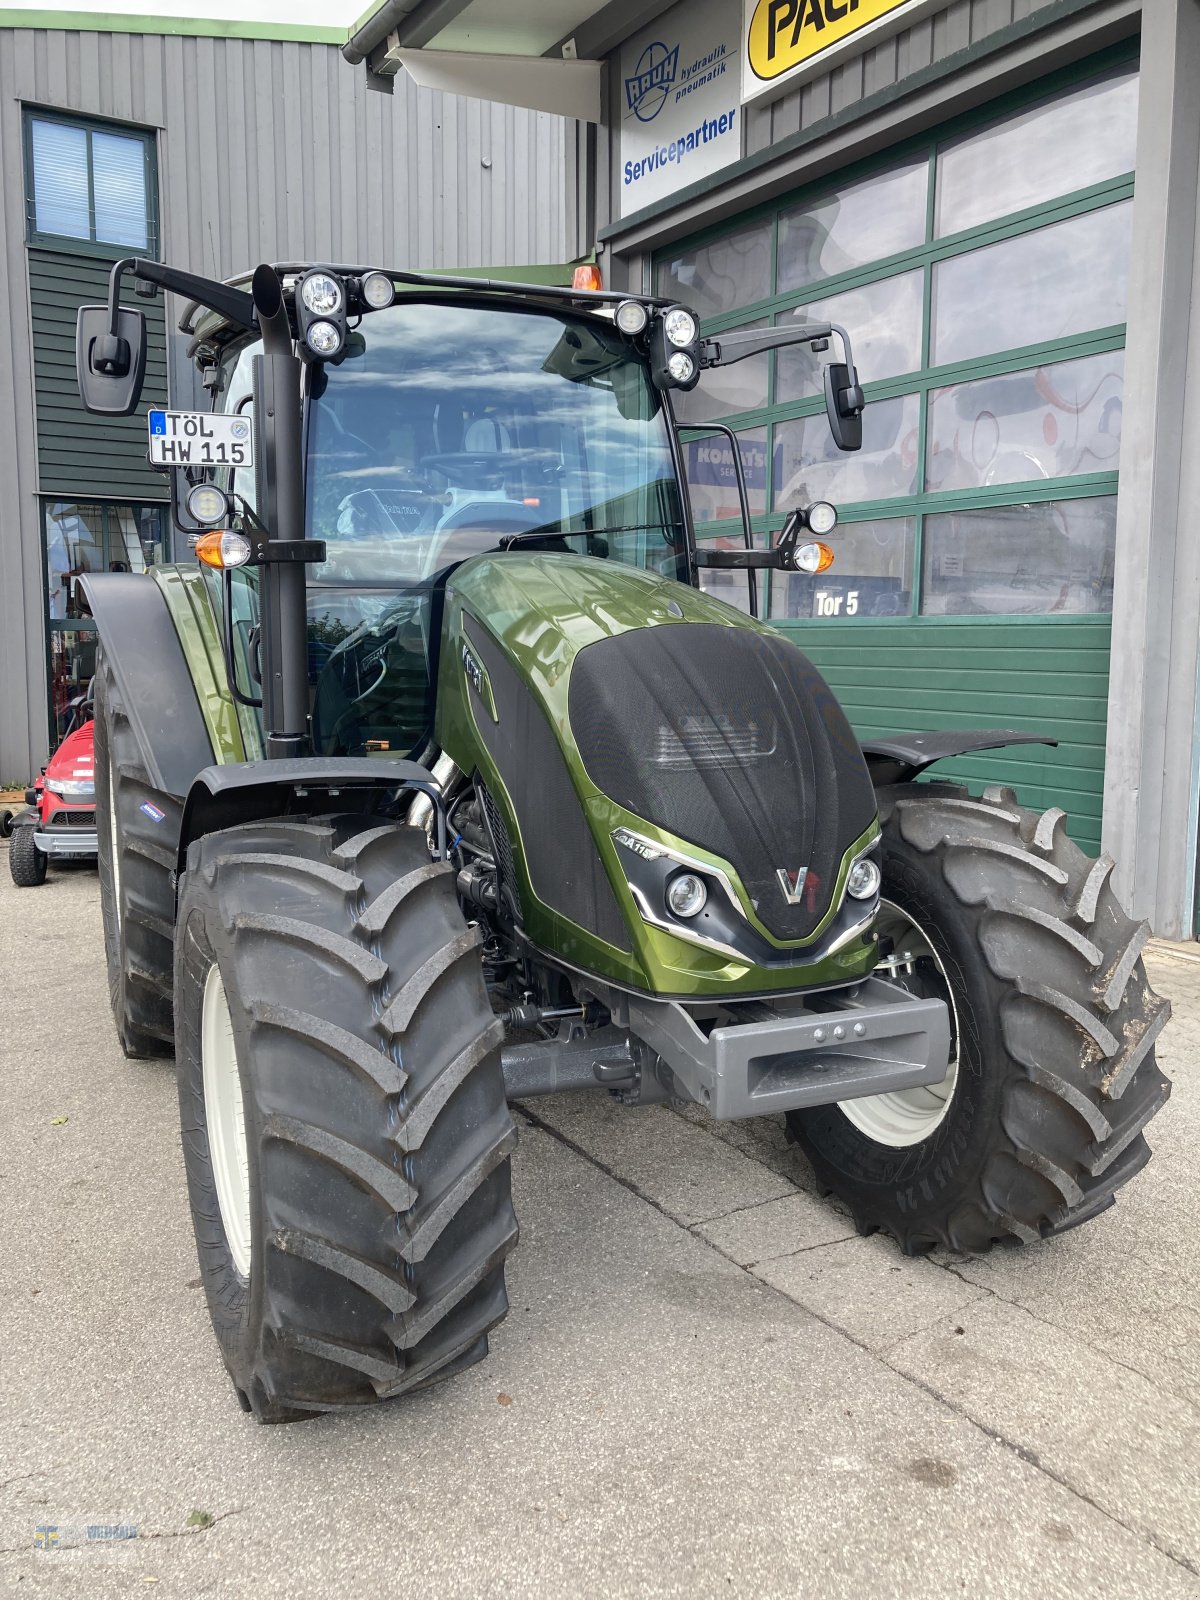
[186,483,230,526]
[306,320,342,357]
[650,304,701,392]
[296,269,348,360]
[360,271,395,310]
[300,273,343,315]
[615,300,649,335]
[663,307,698,348]
[806,500,838,536]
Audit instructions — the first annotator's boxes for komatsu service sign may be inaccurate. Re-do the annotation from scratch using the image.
[619,0,741,215]
[742,0,931,102]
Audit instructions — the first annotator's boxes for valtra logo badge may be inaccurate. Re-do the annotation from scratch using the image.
[776,866,810,904]
[624,41,679,121]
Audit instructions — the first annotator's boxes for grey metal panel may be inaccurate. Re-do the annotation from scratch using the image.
[0,25,568,783]
[0,27,52,788]
[1102,0,1200,939]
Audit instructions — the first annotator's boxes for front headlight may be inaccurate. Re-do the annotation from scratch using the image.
[846,855,881,900]
[46,778,95,799]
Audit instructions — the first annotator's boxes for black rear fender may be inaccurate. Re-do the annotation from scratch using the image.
[861,729,1057,787]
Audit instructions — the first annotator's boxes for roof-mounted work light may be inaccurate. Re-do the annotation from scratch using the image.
[295,269,347,359]
[650,304,701,391]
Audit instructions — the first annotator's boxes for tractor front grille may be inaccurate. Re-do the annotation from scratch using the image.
[569,623,876,942]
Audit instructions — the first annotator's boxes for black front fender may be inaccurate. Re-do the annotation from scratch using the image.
[860,729,1057,786]
[80,573,214,800]
[178,757,441,872]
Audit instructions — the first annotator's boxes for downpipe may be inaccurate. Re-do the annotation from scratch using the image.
[251,264,310,760]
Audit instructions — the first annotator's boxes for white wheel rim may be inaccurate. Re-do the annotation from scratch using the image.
[108,761,121,932]
[838,899,961,1148]
[201,964,253,1277]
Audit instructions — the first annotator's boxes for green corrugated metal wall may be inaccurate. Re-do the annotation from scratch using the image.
[29,246,168,501]
[777,619,1111,856]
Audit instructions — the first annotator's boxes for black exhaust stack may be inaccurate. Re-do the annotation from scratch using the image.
[251,265,310,759]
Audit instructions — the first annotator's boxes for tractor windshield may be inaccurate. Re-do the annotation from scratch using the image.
[295,299,686,759]
[305,300,686,599]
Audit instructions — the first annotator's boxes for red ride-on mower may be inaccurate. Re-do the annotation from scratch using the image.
[9,689,98,887]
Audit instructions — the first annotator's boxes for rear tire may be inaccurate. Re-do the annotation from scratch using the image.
[94,648,178,1057]
[174,813,518,1421]
[789,787,1171,1254]
[9,822,47,887]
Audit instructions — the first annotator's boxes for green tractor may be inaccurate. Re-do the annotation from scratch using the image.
[75,258,1170,1423]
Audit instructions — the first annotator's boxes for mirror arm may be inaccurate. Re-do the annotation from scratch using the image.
[699,321,839,368]
[105,257,259,341]
[694,548,781,570]
[698,321,864,417]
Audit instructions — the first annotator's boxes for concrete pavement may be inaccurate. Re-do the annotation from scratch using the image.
[1,854,1197,1598]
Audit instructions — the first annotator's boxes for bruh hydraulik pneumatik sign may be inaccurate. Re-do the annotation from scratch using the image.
[618,0,742,216]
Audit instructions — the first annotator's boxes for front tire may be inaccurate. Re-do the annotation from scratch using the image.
[9,822,47,887]
[790,787,1172,1254]
[175,814,518,1421]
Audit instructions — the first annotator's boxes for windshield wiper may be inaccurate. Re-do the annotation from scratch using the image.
[497,525,679,549]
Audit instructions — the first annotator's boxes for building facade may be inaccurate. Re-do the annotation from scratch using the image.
[0,16,570,787]
[347,0,1200,939]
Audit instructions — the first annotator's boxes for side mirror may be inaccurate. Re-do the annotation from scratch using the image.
[824,362,864,452]
[75,304,147,417]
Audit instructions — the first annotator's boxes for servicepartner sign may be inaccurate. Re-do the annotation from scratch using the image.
[619,0,742,216]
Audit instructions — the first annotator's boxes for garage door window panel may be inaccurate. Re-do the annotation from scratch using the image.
[926,350,1126,494]
[935,67,1139,239]
[771,518,916,621]
[921,497,1117,617]
[931,202,1133,368]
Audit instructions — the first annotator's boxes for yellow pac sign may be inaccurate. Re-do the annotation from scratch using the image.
[745,0,918,90]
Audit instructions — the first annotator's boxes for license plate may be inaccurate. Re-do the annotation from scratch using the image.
[147,409,254,468]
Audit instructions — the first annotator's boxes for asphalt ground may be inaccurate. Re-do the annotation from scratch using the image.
[1,851,1197,1599]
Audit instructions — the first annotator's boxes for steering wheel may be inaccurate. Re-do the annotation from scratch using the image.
[336,485,437,537]
[420,453,508,490]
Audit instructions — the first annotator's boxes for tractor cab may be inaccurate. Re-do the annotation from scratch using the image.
[159,268,860,764]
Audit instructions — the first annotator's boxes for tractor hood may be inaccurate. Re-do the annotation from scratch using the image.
[436,553,880,998]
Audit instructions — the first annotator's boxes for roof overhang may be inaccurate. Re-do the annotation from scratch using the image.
[343,0,675,116]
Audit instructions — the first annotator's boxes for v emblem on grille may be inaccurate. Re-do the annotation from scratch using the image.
[776,866,809,904]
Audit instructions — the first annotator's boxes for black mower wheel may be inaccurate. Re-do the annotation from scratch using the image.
[0,808,14,839]
[789,786,1172,1254]
[174,814,518,1422]
[9,822,47,887]
[94,648,178,1057]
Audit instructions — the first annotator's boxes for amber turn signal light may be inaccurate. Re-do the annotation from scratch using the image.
[794,541,835,574]
[195,530,251,569]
